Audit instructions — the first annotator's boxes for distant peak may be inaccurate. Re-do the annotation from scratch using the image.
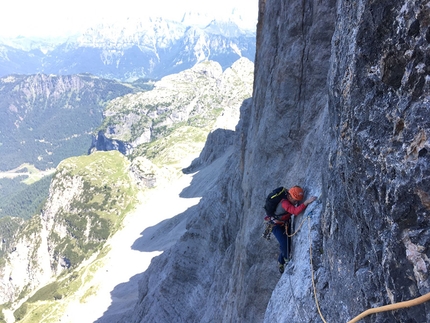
[204,19,242,36]
[180,11,214,28]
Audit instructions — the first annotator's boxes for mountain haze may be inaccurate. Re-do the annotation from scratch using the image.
[0,17,256,81]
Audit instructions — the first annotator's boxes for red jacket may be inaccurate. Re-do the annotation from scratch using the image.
[273,199,307,225]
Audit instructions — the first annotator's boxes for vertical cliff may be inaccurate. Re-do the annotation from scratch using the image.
[254,0,430,322]
[122,0,429,322]
[321,0,430,321]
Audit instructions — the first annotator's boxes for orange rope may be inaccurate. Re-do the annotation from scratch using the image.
[347,292,430,323]
[308,216,328,323]
[304,203,430,323]
[286,216,307,237]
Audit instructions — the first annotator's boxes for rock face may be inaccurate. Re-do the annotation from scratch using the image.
[120,0,429,323]
[90,130,130,155]
[318,1,430,321]
[182,128,235,173]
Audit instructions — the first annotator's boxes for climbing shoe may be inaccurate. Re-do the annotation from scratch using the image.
[278,262,285,274]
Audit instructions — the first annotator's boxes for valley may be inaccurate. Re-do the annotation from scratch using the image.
[0,165,55,183]
[3,171,201,323]
[0,57,253,321]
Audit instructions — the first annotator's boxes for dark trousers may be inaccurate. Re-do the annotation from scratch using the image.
[272,223,291,264]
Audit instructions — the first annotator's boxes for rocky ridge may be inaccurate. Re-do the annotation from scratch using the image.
[0,151,138,321]
[92,58,254,187]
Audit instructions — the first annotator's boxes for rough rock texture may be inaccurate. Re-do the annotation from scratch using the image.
[320,0,430,321]
[90,130,131,155]
[116,0,430,322]
[258,0,430,322]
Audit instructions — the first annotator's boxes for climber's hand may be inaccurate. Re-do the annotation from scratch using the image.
[304,196,317,206]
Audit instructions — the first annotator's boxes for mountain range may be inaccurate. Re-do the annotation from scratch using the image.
[0,17,256,81]
[0,9,258,323]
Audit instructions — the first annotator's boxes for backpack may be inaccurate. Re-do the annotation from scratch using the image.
[263,186,288,219]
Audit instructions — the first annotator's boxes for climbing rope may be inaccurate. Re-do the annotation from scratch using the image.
[347,292,430,323]
[308,215,328,323]
[280,203,328,322]
[303,202,430,323]
[286,216,307,237]
[262,212,308,240]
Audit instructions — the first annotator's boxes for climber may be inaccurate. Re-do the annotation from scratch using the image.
[271,186,317,274]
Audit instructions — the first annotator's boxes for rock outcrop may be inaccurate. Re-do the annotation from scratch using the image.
[120,0,429,322]
[91,58,253,149]
[0,151,138,310]
[89,130,131,155]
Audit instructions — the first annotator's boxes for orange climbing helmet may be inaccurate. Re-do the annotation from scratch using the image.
[289,186,304,201]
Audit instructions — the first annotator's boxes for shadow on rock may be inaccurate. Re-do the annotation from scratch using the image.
[94,273,143,323]
[131,204,199,252]
[94,204,199,322]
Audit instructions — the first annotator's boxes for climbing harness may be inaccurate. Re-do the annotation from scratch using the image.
[262,222,274,240]
[262,207,308,240]
[308,215,328,323]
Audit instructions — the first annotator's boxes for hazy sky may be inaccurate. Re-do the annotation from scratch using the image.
[0,0,258,38]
